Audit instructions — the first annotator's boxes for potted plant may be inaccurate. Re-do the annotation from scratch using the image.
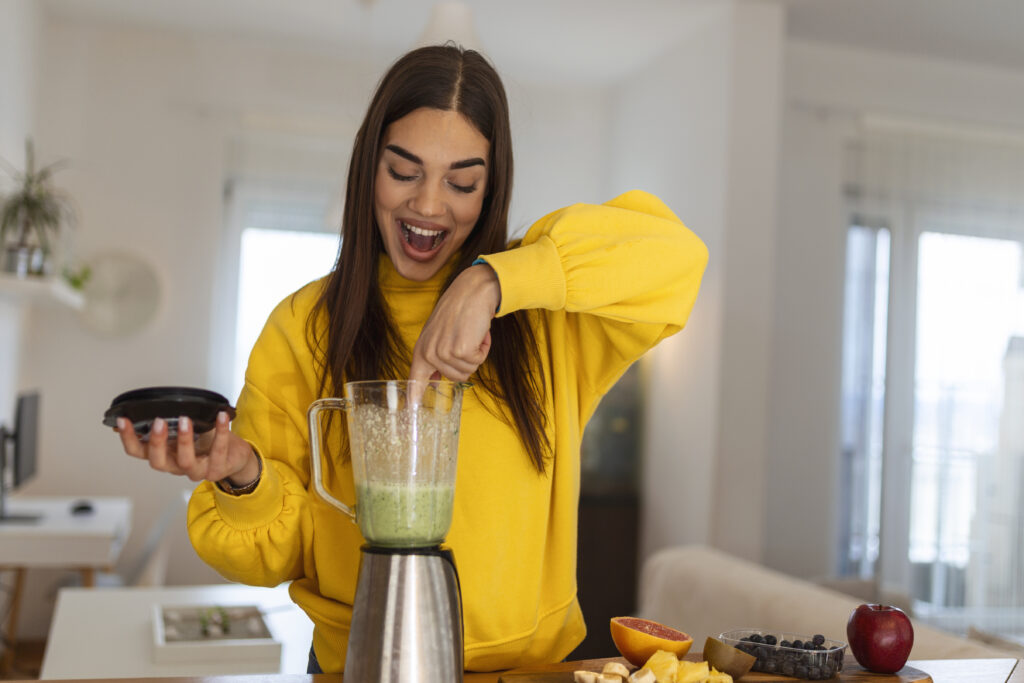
[1,139,75,278]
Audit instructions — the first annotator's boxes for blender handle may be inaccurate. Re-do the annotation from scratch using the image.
[308,398,356,521]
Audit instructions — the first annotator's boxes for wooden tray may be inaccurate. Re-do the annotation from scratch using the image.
[498,663,932,683]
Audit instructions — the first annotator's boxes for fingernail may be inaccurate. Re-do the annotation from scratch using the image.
[217,411,229,425]
[180,416,191,431]
[116,417,126,431]
[153,417,166,433]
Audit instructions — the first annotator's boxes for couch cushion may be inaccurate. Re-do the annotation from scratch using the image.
[636,545,1016,660]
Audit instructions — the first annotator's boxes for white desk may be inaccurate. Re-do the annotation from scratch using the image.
[41,583,315,679]
[0,495,131,672]
[0,496,132,568]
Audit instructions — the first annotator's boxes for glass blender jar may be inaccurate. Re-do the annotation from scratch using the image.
[309,379,466,681]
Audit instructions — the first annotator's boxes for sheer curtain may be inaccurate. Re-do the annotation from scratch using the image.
[841,118,1024,640]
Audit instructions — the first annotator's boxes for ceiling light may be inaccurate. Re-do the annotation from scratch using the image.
[415,1,483,51]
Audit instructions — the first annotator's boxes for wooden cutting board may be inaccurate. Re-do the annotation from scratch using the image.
[498,663,932,683]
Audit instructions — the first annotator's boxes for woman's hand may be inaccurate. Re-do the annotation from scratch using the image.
[410,263,501,383]
[116,412,259,486]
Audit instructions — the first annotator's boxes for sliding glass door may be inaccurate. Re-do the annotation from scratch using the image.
[841,205,1024,639]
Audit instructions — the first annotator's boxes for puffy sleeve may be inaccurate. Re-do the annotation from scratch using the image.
[187,285,321,587]
[476,190,708,396]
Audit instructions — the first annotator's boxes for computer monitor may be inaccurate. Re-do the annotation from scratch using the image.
[0,392,41,523]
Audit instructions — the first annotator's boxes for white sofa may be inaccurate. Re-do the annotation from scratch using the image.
[637,545,1020,661]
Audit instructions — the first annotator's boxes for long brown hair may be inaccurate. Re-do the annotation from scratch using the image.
[308,45,549,472]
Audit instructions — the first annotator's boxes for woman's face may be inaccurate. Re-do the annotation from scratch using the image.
[374,107,490,281]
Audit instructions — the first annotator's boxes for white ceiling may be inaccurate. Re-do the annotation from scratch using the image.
[786,0,1024,73]
[38,0,720,86]
[39,0,1024,84]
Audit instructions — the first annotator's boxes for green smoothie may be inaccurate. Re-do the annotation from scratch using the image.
[356,482,455,547]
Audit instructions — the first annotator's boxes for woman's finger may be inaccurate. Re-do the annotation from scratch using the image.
[431,352,478,381]
[204,411,233,481]
[146,418,171,471]
[174,416,207,481]
[117,418,147,459]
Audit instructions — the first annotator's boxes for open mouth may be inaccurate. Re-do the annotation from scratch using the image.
[401,221,447,253]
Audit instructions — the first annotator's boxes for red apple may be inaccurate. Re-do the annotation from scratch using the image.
[846,603,915,673]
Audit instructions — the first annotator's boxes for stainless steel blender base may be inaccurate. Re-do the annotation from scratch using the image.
[345,546,463,682]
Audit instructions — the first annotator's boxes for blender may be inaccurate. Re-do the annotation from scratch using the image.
[309,379,465,682]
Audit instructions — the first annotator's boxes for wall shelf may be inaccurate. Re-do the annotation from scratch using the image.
[0,272,84,310]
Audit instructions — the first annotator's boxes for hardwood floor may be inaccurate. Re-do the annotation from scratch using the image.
[1,640,45,680]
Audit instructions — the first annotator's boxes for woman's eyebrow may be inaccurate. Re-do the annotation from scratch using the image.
[385,144,485,170]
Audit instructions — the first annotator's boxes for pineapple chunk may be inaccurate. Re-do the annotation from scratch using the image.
[629,668,657,683]
[706,667,732,683]
[642,650,679,683]
[675,660,710,683]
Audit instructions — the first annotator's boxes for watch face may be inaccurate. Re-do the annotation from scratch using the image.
[103,386,236,441]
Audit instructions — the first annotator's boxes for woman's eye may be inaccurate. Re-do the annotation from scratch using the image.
[387,167,416,182]
[449,181,477,194]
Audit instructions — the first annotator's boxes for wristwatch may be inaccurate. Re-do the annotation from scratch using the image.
[217,457,263,496]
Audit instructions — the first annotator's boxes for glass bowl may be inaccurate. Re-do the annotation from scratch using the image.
[719,629,847,680]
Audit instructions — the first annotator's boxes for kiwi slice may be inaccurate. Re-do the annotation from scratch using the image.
[703,636,756,679]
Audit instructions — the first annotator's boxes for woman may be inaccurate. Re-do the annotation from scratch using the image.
[117,45,708,673]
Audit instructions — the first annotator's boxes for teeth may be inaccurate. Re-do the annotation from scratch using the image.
[402,222,443,237]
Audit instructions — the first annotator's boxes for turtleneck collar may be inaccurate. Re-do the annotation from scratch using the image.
[377,252,460,292]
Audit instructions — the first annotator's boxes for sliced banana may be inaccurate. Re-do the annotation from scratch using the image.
[628,668,656,683]
[603,662,631,678]
[574,672,600,683]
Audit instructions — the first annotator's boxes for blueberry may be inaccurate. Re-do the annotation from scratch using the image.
[793,639,804,649]
[780,640,792,648]
[750,633,764,643]
[763,660,777,673]
[765,634,778,645]
[796,664,809,678]
[813,634,825,646]
[782,661,795,676]
[809,666,822,679]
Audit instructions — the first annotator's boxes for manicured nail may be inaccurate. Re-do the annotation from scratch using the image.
[179,416,191,432]
[116,417,126,431]
[217,411,229,425]
[153,417,166,434]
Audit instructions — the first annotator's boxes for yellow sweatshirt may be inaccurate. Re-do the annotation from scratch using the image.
[187,190,708,672]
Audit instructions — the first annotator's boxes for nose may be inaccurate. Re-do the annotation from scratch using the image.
[409,180,444,217]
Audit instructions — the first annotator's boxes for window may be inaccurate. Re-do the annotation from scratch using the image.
[210,182,340,402]
[233,226,339,397]
[911,231,1024,615]
[840,124,1024,640]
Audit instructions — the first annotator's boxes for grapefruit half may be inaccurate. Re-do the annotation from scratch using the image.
[610,616,694,667]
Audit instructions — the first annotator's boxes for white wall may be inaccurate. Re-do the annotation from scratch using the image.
[0,0,38,424]
[608,2,785,567]
[608,5,731,560]
[766,40,1024,580]
[11,18,613,638]
[708,1,783,564]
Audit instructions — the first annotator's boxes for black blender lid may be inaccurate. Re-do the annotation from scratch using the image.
[103,386,236,438]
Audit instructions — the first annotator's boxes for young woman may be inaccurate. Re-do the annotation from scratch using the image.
[117,44,708,673]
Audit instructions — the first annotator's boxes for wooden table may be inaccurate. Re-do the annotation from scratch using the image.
[30,657,1024,682]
